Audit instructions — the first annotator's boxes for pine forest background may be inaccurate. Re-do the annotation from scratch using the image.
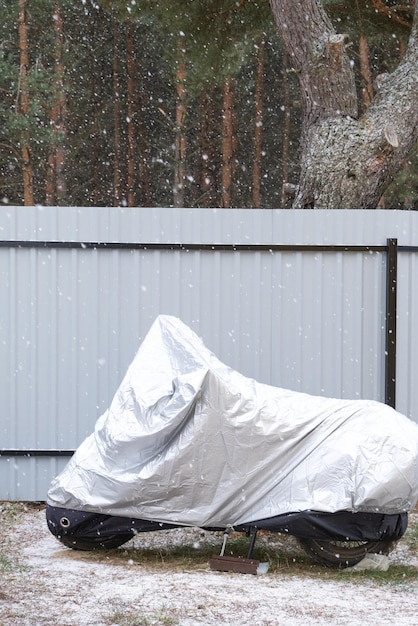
[1,0,417,209]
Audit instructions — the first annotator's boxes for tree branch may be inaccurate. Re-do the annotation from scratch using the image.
[0,142,23,162]
[371,0,415,29]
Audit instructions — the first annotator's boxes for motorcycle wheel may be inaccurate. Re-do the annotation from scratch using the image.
[297,538,395,568]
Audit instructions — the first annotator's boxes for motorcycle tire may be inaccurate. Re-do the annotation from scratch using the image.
[58,533,133,551]
[297,538,395,568]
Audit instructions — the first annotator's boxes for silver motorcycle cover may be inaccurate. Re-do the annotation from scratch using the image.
[47,315,418,527]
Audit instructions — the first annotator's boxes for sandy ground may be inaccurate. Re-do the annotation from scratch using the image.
[1,503,418,626]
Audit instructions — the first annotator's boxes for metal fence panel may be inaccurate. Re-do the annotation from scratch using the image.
[1,207,418,500]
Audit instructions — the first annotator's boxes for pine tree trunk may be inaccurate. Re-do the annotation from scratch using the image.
[18,0,34,206]
[54,6,66,205]
[252,37,265,209]
[198,92,212,207]
[126,23,136,207]
[136,49,151,207]
[197,90,217,207]
[46,4,66,206]
[173,41,187,208]
[221,77,234,208]
[113,26,122,206]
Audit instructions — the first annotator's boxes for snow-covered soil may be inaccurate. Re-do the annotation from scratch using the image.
[1,503,418,626]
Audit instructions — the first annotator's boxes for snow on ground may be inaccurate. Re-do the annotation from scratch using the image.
[1,504,418,626]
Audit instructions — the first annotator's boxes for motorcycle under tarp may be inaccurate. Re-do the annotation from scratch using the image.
[46,315,418,565]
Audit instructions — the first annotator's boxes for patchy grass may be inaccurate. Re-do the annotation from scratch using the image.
[104,600,180,626]
[0,502,43,576]
[0,501,26,525]
[0,553,15,573]
[341,564,418,586]
[0,502,23,573]
[404,517,418,551]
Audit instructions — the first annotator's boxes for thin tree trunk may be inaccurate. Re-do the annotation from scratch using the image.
[221,77,234,208]
[88,89,103,204]
[173,41,187,207]
[136,47,151,207]
[126,23,136,207]
[113,26,122,206]
[54,6,66,205]
[252,37,265,208]
[90,101,102,205]
[197,90,217,207]
[46,4,66,206]
[198,92,211,207]
[46,133,56,204]
[18,0,34,206]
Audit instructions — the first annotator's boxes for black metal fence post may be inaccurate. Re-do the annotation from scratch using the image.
[385,238,398,408]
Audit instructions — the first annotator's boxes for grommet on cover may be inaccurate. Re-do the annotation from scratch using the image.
[59,517,71,528]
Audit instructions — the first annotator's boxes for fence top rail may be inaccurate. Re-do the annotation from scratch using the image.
[0,240,395,252]
[0,449,74,457]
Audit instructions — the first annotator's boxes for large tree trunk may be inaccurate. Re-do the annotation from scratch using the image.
[269,0,418,208]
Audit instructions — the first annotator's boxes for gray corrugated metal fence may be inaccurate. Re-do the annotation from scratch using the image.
[1,207,418,501]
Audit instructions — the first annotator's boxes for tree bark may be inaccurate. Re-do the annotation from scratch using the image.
[252,37,265,209]
[221,76,235,208]
[136,65,151,207]
[173,40,187,208]
[269,0,358,128]
[197,90,217,207]
[46,4,67,206]
[126,23,136,207]
[18,0,34,206]
[269,0,418,208]
[113,26,122,206]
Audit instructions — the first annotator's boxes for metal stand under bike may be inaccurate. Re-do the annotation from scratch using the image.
[209,526,268,575]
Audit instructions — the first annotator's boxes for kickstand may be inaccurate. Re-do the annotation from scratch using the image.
[219,527,231,557]
[246,527,258,559]
[209,526,263,575]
